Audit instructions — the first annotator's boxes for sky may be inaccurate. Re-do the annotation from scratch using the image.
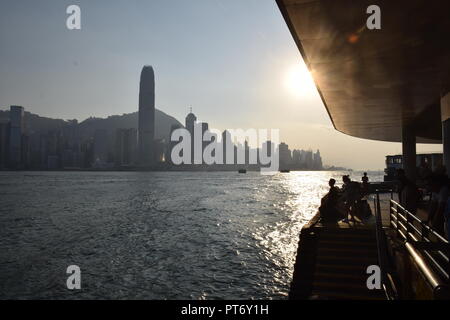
[0,0,442,170]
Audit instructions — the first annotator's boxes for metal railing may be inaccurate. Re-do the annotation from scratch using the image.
[373,191,398,300]
[388,197,450,298]
[389,199,450,279]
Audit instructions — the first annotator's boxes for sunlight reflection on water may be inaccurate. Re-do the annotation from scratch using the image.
[0,170,383,299]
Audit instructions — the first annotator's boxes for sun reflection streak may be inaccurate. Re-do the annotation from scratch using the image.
[251,172,345,294]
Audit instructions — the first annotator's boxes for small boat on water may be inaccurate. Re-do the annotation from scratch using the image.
[238,169,247,174]
[280,169,290,173]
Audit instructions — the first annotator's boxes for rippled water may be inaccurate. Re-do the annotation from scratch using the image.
[0,170,383,299]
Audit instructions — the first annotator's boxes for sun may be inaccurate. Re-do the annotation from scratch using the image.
[284,62,317,98]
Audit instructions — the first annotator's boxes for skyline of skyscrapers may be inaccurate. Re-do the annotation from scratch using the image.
[0,66,325,171]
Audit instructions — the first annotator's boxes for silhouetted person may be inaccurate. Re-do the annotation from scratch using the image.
[361,172,369,195]
[328,178,340,195]
[342,175,362,222]
[319,178,343,223]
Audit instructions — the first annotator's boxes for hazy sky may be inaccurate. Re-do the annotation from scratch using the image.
[0,0,442,170]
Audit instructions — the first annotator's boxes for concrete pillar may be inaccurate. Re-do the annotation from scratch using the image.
[402,124,416,182]
[441,93,450,173]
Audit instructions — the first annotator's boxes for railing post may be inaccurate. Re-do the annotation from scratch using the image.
[388,197,391,228]
[405,208,411,241]
[395,201,399,237]
[376,191,380,220]
[447,243,450,281]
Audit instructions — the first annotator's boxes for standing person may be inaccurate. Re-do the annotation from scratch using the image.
[342,175,361,222]
[361,172,369,196]
[362,172,369,184]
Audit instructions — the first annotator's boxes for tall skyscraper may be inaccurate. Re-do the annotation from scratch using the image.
[278,142,292,169]
[314,149,323,170]
[8,105,24,168]
[138,65,155,166]
[185,111,197,164]
[185,111,197,136]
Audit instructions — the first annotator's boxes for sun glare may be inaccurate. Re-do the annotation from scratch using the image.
[284,62,317,98]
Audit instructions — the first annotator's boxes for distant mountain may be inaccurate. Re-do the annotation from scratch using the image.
[77,110,182,141]
[0,109,183,141]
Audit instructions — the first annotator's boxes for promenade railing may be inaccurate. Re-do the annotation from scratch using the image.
[374,191,450,299]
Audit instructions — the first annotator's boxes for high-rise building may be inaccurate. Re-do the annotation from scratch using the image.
[138,65,155,166]
[115,128,137,166]
[45,129,62,169]
[305,149,314,169]
[262,141,273,157]
[292,149,301,168]
[167,123,182,165]
[278,142,292,169]
[93,129,108,165]
[200,122,209,164]
[185,111,197,136]
[222,130,232,164]
[0,121,9,169]
[314,149,323,170]
[8,105,24,168]
[185,111,197,165]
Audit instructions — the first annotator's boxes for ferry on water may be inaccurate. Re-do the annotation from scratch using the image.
[384,153,444,181]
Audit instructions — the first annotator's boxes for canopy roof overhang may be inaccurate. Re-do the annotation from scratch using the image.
[276,0,450,143]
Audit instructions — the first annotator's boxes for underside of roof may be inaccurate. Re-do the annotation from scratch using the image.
[277,0,450,143]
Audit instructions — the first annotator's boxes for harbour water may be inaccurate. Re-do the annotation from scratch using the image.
[0,171,383,299]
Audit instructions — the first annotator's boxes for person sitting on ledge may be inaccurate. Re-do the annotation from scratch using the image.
[319,179,344,223]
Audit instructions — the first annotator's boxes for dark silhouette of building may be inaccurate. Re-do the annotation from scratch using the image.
[279,142,292,169]
[167,123,182,165]
[185,111,197,164]
[185,111,197,136]
[222,130,232,164]
[200,122,209,164]
[0,121,9,169]
[92,129,109,167]
[115,128,137,166]
[138,65,156,166]
[8,106,24,168]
